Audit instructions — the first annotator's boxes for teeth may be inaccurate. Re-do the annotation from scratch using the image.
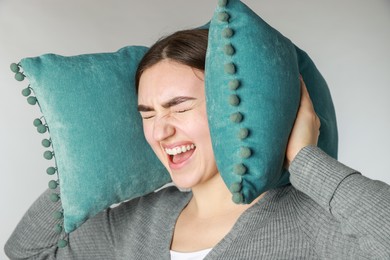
[165,144,196,155]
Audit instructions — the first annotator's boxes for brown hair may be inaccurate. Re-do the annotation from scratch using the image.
[135,29,209,92]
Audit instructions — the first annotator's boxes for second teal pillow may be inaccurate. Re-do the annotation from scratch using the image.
[205,0,338,204]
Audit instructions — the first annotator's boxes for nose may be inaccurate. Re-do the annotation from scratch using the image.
[153,114,175,142]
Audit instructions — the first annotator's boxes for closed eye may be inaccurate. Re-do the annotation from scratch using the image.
[175,108,191,113]
[140,112,155,120]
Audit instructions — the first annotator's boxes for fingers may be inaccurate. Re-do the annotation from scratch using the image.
[299,77,314,110]
[284,76,321,168]
[299,77,321,129]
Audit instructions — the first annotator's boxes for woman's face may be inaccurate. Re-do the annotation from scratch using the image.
[138,60,218,189]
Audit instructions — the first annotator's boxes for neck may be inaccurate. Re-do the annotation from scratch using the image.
[187,173,261,219]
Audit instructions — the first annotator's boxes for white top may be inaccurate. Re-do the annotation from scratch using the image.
[170,248,212,260]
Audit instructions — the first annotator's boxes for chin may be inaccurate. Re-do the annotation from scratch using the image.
[171,180,193,190]
[170,174,199,190]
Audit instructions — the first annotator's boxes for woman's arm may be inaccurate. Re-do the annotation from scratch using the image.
[286,79,390,257]
[4,188,115,259]
[290,145,390,257]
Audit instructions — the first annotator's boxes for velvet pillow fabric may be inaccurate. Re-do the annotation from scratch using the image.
[12,46,171,236]
[205,0,338,204]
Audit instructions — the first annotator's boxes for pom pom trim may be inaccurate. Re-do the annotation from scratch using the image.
[11,61,69,247]
[215,0,254,204]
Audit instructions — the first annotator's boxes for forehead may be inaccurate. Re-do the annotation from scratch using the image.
[138,60,204,104]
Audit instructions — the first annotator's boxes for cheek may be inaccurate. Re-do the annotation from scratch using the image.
[142,122,155,147]
[189,113,212,143]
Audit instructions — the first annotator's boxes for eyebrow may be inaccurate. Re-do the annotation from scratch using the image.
[137,96,196,112]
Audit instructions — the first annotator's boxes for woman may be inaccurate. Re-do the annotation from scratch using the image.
[5,29,390,259]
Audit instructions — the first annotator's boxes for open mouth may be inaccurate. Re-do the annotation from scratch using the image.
[165,144,196,165]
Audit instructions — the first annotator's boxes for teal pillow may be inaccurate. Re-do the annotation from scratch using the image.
[205,0,338,204]
[10,46,171,244]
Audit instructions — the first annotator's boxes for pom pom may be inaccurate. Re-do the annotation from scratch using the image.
[54,224,63,233]
[218,12,230,22]
[33,118,42,127]
[14,72,25,81]
[10,63,20,73]
[27,96,37,105]
[230,182,242,193]
[21,88,31,97]
[218,0,228,7]
[42,139,52,148]
[232,192,244,204]
[37,124,47,134]
[224,63,236,74]
[58,239,68,248]
[229,79,240,90]
[222,28,234,38]
[50,193,60,202]
[238,128,249,140]
[233,164,247,175]
[47,167,57,175]
[228,94,240,106]
[44,151,54,160]
[239,147,252,158]
[224,44,235,56]
[230,112,243,123]
[53,211,64,220]
[49,180,58,189]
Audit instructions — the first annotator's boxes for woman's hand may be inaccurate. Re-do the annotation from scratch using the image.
[285,77,321,168]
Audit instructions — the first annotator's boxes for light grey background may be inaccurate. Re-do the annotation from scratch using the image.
[1,0,389,258]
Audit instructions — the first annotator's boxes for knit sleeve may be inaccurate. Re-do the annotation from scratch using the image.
[4,188,115,259]
[289,145,390,258]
